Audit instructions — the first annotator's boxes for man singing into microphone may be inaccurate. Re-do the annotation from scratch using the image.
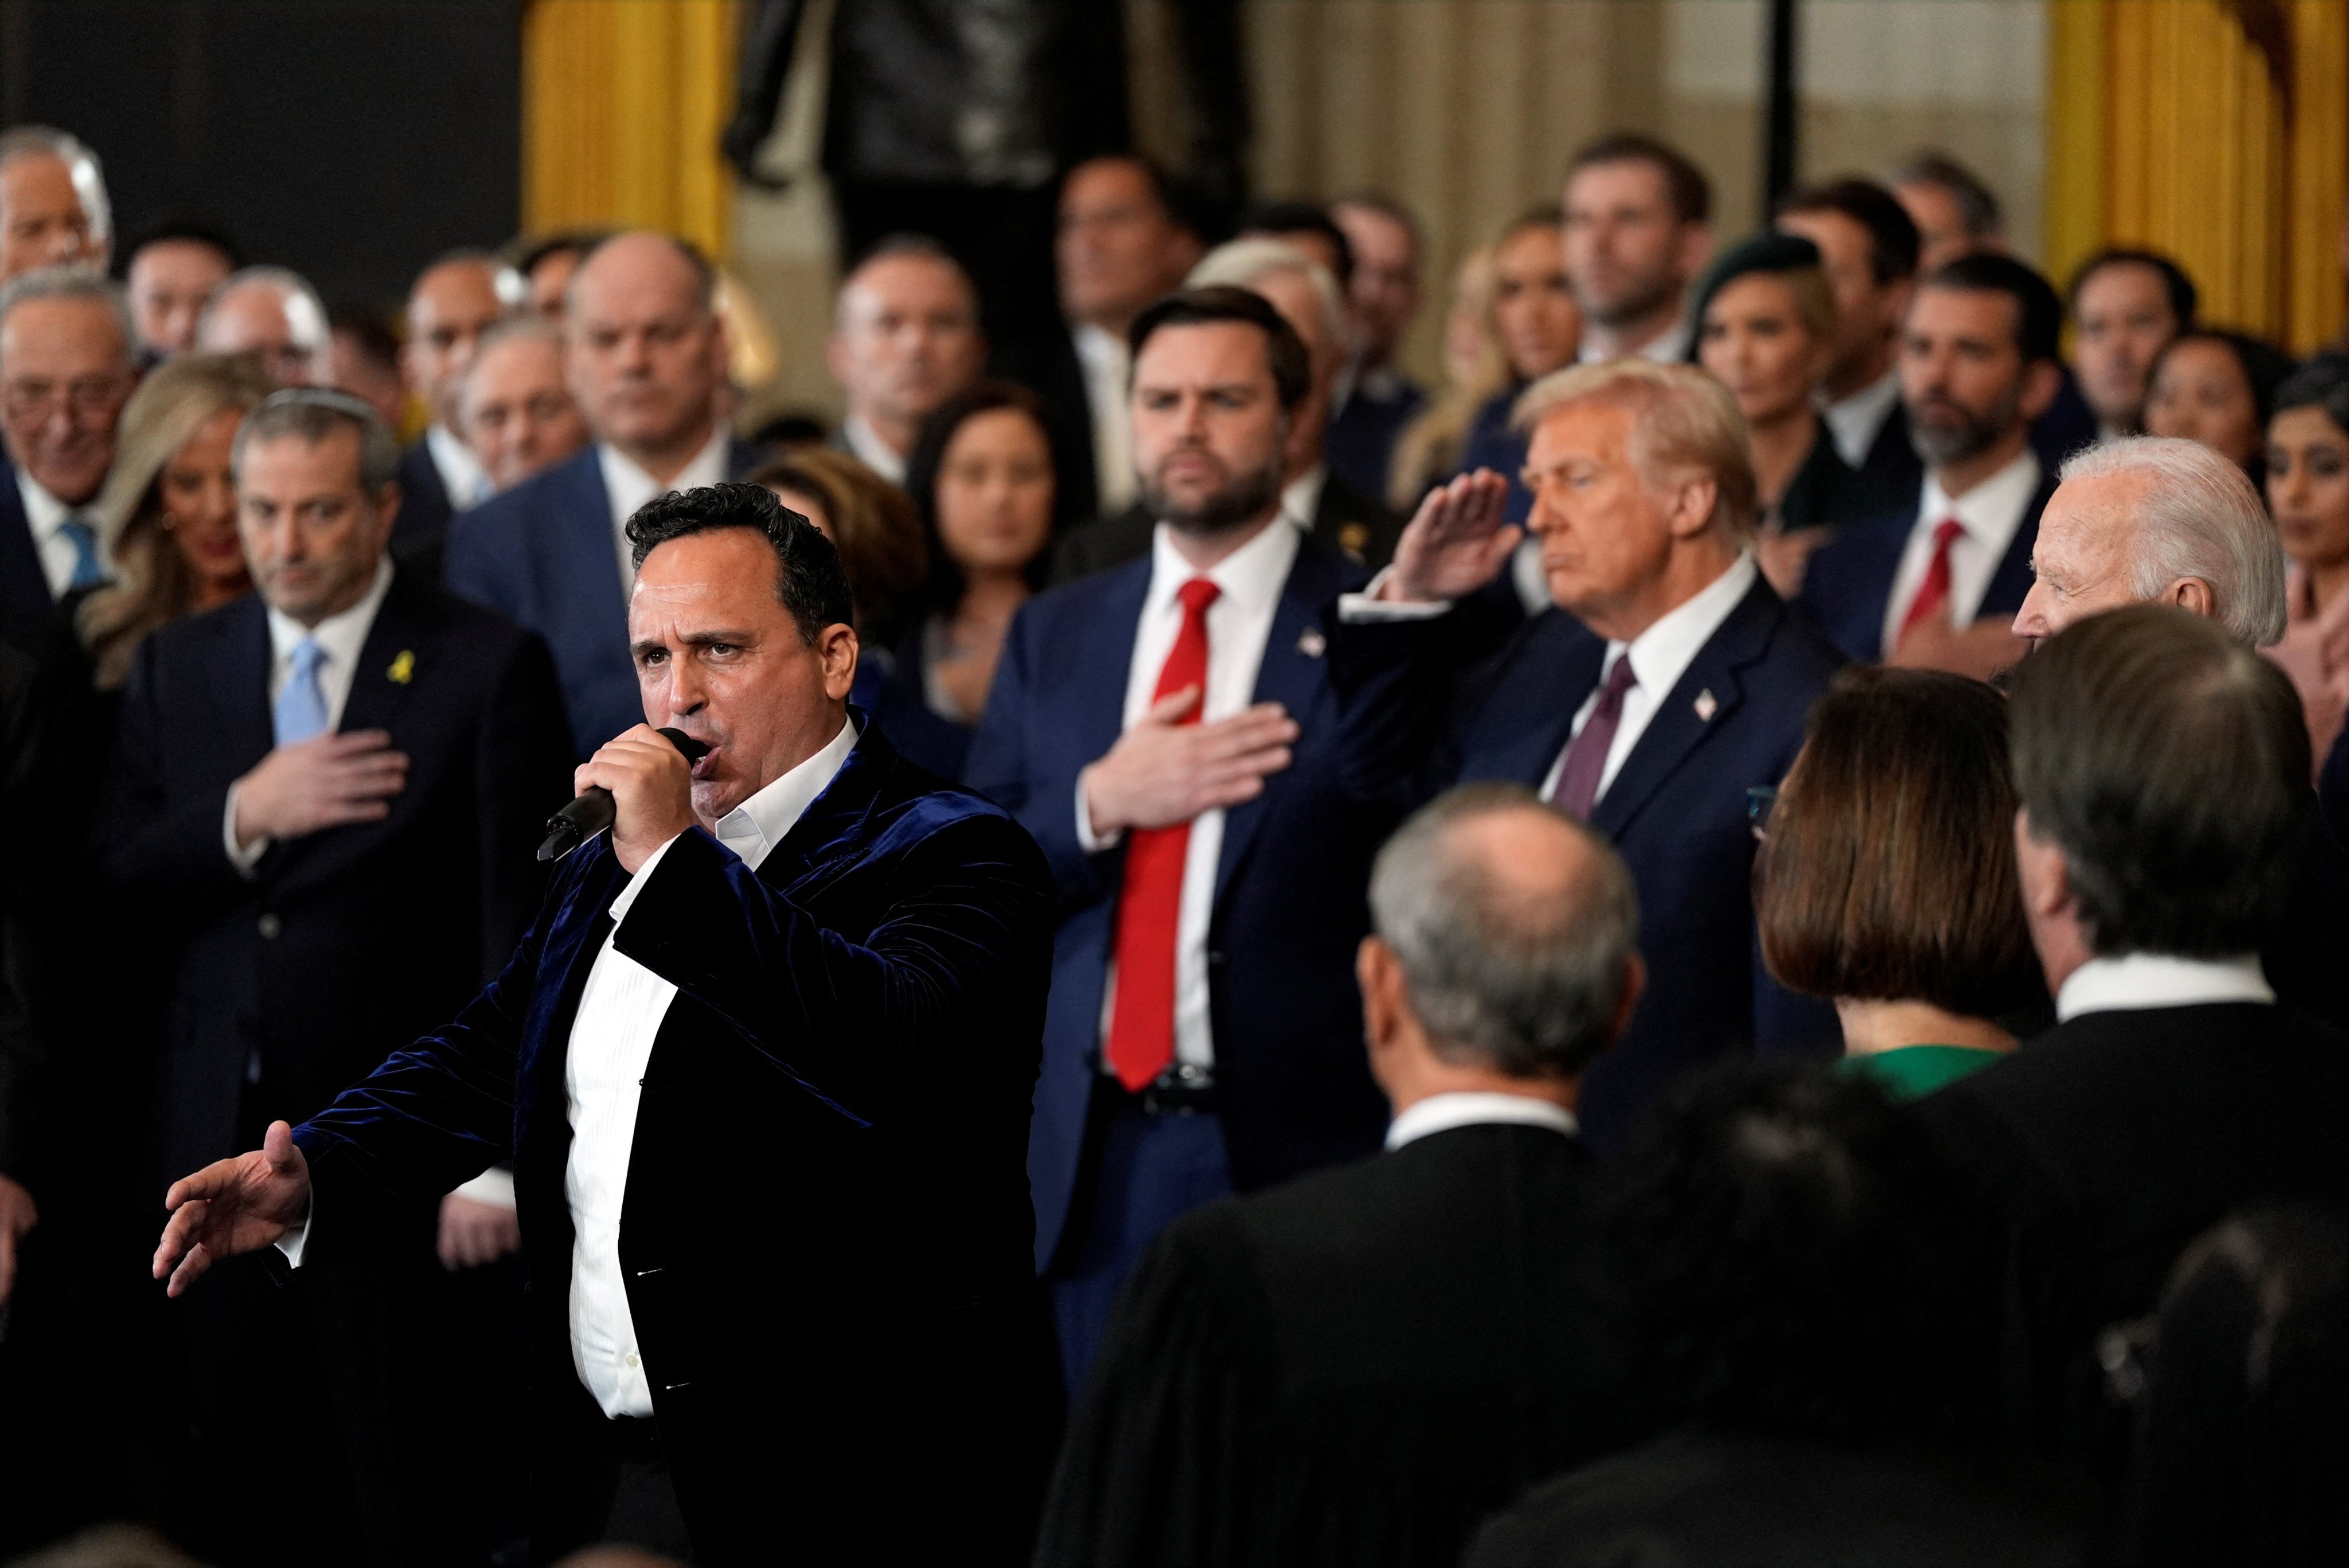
[153,482,1058,1566]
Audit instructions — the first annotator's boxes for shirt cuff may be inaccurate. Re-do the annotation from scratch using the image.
[451,1167,516,1208]
[1075,767,1119,853]
[1337,567,1453,622]
[273,1192,313,1269]
[222,783,269,876]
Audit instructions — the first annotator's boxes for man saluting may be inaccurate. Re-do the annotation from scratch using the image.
[152,482,1058,1566]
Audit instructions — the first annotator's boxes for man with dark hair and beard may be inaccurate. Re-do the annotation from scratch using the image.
[969,286,1406,1396]
[1799,253,2064,680]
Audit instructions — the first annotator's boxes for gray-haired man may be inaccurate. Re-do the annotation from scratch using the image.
[1037,783,1646,1568]
[100,388,572,1565]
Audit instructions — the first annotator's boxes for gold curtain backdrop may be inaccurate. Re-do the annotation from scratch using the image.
[2047,0,2347,354]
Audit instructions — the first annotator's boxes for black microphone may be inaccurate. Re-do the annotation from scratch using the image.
[537,727,712,863]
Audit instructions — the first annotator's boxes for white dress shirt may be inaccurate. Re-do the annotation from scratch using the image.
[1578,318,1692,367]
[1880,449,2042,654]
[426,422,490,511]
[1384,1091,1577,1150]
[1279,464,1326,533]
[838,414,907,485]
[1076,517,1300,1071]
[1532,552,1758,805]
[597,429,732,593]
[2055,953,2275,1023]
[1072,321,1136,515]
[1819,366,1902,469]
[16,466,104,599]
[221,560,396,874]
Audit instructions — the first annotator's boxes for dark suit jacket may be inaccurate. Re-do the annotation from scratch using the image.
[1464,1426,2088,1568]
[444,439,764,758]
[1035,1122,1640,1568]
[391,439,455,560]
[0,643,49,1187]
[966,533,1399,1269]
[996,322,1105,528]
[0,451,58,661]
[1913,1001,2349,1457]
[2031,365,2101,474]
[1049,474,1403,585]
[1325,373,1425,502]
[1796,465,2057,662]
[289,721,1056,1565]
[1851,398,1925,514]
[99,570,574,1192]
[1457,383,1532,523]
[1326,574,1844,1145]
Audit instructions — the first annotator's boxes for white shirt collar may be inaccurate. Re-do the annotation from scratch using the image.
[1072,321,1128,375]
[839,415,906,485]
[1920,446,2041,553]
[15,465,69,541]
[610,713,859,923]
[1279,463,1326,533]
[1577,317,1692,367]
[1386,1091,1578,1150]
[1818,365,1902,468]
[1145,511,1299,626]
[598,427,732,583]
[426,422,488,510]
[1609,549,1758,703]
[2055,953,2276,1023]
[266,557,393,670]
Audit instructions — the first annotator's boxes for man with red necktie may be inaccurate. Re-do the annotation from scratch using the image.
[968,287,1402,1397]
[1798,252,2068,680]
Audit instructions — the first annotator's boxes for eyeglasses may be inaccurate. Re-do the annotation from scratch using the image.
[2,375,128,424]
[1746,784,1778,841]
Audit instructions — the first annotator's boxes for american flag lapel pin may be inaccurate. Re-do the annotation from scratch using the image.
[1694,688,1717,721]
[1297,626,1326,658]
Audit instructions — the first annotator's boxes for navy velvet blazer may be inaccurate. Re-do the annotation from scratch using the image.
[290,720,1056,1562]
[966,534,1399,1271]
[1326,573,1845,1145]
[444,439,764,758]
[99,569,573,1194]
[1797,467,2057,663]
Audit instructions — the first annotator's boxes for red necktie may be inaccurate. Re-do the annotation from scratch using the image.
[1106,577,1222,1091]
[1548,653,1638,820]
[1898,517,1968,641]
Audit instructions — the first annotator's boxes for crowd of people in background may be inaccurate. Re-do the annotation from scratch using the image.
[1,108,2348,1568]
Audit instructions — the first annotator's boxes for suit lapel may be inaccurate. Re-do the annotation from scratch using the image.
[1981,473,2057,617]
[1590,580,1776,839]
[337,571,428,739]
[1213,542,1340,904]
[204,595,276,774]
[556,454,632,658]
[1473,612,1602,789]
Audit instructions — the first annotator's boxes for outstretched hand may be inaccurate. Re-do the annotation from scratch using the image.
[153,1120,313,1298]
[1380,469,1520,604]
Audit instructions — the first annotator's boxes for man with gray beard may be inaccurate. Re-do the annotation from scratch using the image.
[968,286,1406,1395]
[1798,253,2066,680]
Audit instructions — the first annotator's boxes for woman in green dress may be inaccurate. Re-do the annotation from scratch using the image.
[1753,666,2044,1101]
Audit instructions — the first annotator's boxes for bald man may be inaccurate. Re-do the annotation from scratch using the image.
[196,267,333,385]
[392,253,516,556]
[446,231,763,756]
[824,237,984,483]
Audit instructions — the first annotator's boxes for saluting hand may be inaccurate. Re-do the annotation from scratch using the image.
[153,1120,311,1298]
[575,724,697,874]
[1082,687,1300,839]
[1379,469,1520,605]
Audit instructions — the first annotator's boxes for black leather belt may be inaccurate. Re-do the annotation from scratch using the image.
[1134,1062,1218,1117]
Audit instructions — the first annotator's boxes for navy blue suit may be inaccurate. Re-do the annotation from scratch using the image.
[391,439,455,557]
[1327,572,1844,1144]
[1456,383,1532,522]
[965,534,1397,1285]
[445,440,764,757]
[290,720,1057,1565]
[0,450,58,660]
[1797,468,2057,663]
[1325,373,1425,501]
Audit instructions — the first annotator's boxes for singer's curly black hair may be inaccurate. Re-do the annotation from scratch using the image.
[625,479,856,646]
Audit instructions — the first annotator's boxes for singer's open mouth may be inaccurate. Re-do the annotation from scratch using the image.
[690,748,720,780]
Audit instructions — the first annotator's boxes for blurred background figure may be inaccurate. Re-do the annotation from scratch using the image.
[393,252,520,553]
[1455,206,1579,526]
[76,353,275,694]
[1773,178,1923,510]
[1326,193,1426,501]
[1756,666,2043,1101]
[118,220,240,364]
[825,235,987,486]
[325,306,407,434]
[2068,249,2195,443]
[2143,329,2292,488]
[1689,232,1858,596]
[196,266,332,386]
[1562,135,1711,366]
[510,229,610,323]
[2262,355,2349,772]
[1388,243,1506,510]
[0,127,111,282]
[2112,1207,2349,1568]
[750,444,928,652]
[1890,150,2004,275]
[895,380,1058,778]
[457,317,589,496]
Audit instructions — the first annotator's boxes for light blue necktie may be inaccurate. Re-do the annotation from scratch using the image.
[274,638,330,746]
[56,515,102,591]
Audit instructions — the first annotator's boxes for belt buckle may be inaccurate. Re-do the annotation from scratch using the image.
[1140,1062,1216,1117]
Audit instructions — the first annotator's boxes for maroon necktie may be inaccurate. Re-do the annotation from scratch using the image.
[1548,654,1638,820]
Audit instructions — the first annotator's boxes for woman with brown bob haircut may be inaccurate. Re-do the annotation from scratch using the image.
[1755,666,2044,1100]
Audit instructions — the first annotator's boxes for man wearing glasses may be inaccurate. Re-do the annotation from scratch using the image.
[0,264,135,655]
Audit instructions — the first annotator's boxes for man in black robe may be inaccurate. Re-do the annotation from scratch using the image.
[1033,782,1646,1568]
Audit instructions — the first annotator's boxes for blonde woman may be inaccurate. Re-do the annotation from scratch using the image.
[1386,241,1511,510]
[77,354,276,689]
